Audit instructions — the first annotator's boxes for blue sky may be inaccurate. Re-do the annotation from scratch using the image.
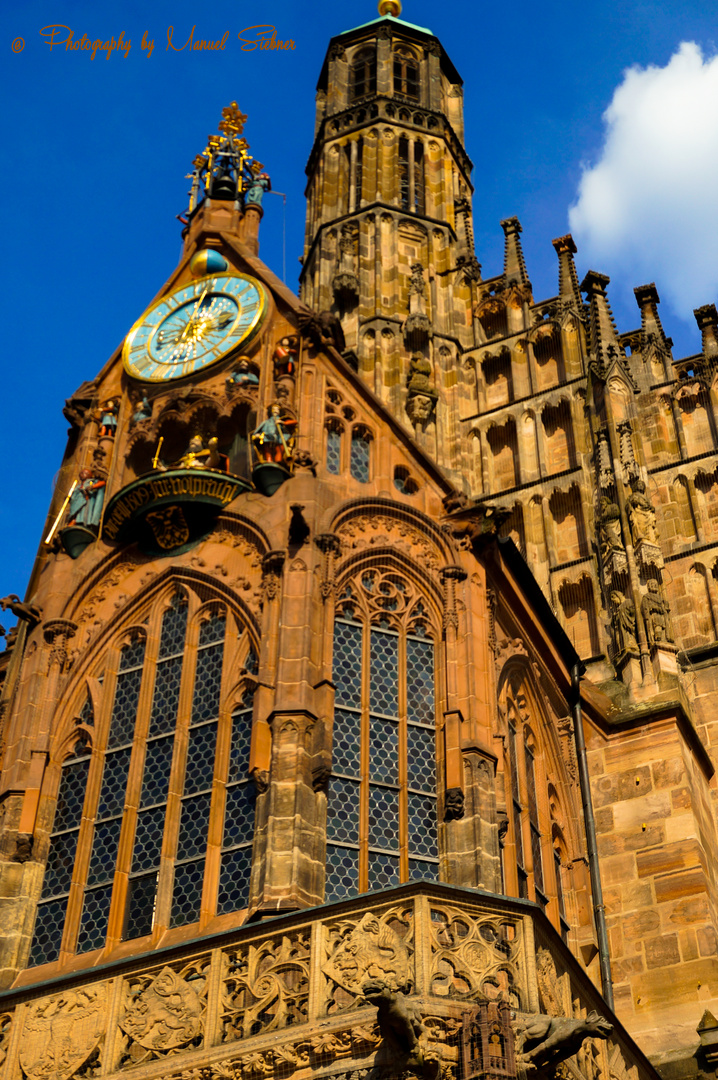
[1,0,716,634]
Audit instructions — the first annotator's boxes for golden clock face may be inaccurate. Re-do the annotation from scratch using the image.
[122,272,268,382]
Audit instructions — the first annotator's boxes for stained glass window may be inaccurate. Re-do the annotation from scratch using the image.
[327,584,438,901]
[350,429,371,483]
[29,591,257,969]
[326,425,342,475]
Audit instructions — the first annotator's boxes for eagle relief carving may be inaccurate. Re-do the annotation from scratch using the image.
[323,911,412,1011]
[19,987,106,1080]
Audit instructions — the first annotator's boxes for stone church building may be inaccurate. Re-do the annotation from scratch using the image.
[0,7,716,1080]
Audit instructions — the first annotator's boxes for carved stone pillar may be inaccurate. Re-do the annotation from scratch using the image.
[443,745,501,892]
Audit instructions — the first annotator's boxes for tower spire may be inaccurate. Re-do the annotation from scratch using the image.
[634,283,671,353]
[552,234,581,309]
[501,216,530,290]
[581,270,623,373]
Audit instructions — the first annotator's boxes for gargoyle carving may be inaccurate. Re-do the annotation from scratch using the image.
[514,1010,612,1072]
[362,980,438,1080]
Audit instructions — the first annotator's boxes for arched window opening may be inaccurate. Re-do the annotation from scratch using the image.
[355,137,364,210]
[350,427,372,482]
[393,465,419,495]
[478,301,508,341]
[393,46,420,99]
[414,142,425,214]
[326,421,343,475]
[29,589,257,969]
[523,731,546,912]
[326,568,438,901]
[553,834,569,943]
[351,46,377,101]
[399,137,410,212]
[506,718,528,900]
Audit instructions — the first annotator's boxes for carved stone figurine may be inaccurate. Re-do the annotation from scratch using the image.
[627,479,658,546]
[362,979,438,1080]
[641,579,674,647]
[597,496,623,562]
[514,1010,613,1072]
[610,590,638,655]
[444,787,465,821]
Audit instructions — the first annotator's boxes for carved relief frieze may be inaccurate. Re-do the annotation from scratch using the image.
[322,908,414,1015]
[119,960,207,1066]
[222,931,311,1043]
[20,986,107,1080]
[336,516,441,573]
[428,905,524,1008]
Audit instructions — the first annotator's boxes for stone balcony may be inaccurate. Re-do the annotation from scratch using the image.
[0,884,658,1080]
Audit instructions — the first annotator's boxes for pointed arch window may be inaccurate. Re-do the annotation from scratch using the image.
[29,587,258,970]
[350,46,377,101]
[393,46,420,100]
[326,568,439,901]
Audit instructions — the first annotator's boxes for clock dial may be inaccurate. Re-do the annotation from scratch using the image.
[123,272,267,382]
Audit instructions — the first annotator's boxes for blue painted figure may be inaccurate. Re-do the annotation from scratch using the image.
[245,172,271,208]
[98,398,119,438]
[131,395,152,425]
[226,360,259,389]
[251,405,297,464]
[68,470,106,529]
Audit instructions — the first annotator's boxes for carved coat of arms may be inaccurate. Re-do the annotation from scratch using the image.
[323,913,410,997]
[146,506,190,550]
[20,987,106,1080]
[120,966,203,1050]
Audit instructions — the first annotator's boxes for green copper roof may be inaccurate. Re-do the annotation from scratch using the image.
[339,14,435,37]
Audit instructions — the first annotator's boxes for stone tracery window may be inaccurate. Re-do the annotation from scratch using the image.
[350,45,377,101]
[350,426,372,482]
[393,45,420,99]
[29,587,257,969]
[326,567,439,901]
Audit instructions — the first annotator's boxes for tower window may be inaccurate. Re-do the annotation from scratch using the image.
[29,589,257,969]
[350,46,377,101]
[393,46,420,99]
[414,141,425,214]
[399,137,410,212]
[350,426,372,482]
[326,569,438,901]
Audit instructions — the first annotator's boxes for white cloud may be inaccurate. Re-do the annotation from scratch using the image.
[569,42,718,321]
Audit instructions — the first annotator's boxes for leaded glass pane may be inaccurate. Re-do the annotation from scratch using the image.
[109,666,143,748]
[97,748,131,819]
[54,759,90,833]
[325,845,359,901]
[217,847,252,914]
[368,786,399,849]
[367,851,399,889]
[141,737,174,807]
[132,805,166,871]
[350,432,370,482]
[171,859,204,927]
[29,900,66,966]
[223,784,256,847]
[327,777,360,843]
[326,428,341,475]
[184,723,217,795]
[369,717,398,782]
[125,873,157,939]
[228,709,252,782]
[76,885,113,953]
[86,819,121,887]
[176,794,210,861]
[199,613,225,647]
[407,638,434,723]
[408,792,438,858]
[79,696,94,725]
[333,621,362,707]
[149,656,182,736]
[159,599,188,658]
[191,644,223,723]
[41,832,79,898]
[409,858,439,882]
[407,726,435,793]
[333,708,361,776]
[120,639,145,671]
[369,631,398,716]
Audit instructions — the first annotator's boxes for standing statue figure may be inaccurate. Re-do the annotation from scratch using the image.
[273,335,299,378]
[245,171,271,208]
[641,580,675,646]
[251,404,297,464]
[627,479,658,545]
[597,496,623,561]
[67,469,106,530]
[610,590,638,655]
[97,398,119,438]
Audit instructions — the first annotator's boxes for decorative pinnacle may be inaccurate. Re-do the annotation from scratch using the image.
[378,0,402,15]
[218,101,247,137]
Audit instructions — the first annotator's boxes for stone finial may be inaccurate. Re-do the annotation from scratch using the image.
[500,216,531,290]
[581,271,624,372]
[552,234,581,309]
[634,283,671,353]
[694,304,718,361]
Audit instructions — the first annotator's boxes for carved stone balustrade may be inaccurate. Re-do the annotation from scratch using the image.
[0,884,659,1080]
